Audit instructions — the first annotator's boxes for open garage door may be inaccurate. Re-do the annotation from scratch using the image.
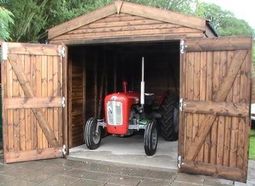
[0,42,67,163]
[179,37,252,182]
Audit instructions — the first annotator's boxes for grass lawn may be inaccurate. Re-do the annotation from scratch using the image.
[250,129,255,160]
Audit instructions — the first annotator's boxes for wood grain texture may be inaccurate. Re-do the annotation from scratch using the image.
[48,1,208,40]
[48,4,116,39]
[183,101,249,117]
[49,6,209,45]
[186,50,248,161]
[67,48,86,147]
[5,147,62,163]
[180,37,252,182]
[4,97,63,109]
[181,160,246,182]
[2,42,65,163]
[186,37,252,52]
[8,56,59,147]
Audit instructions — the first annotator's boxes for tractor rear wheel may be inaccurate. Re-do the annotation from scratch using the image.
[159,95,179,141]
[84,117,101,150]
[144,120,158,156]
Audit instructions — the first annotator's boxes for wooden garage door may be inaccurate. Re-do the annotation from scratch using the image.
[1,42,67,163]
[179,37,252,182]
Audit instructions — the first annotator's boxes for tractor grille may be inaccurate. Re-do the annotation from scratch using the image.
[107,101,123,125]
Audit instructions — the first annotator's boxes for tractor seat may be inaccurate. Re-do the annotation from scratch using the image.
[145,93,154,96]
[145,93,155,105]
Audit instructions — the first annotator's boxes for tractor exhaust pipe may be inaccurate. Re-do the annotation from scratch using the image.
[140,57,145,107]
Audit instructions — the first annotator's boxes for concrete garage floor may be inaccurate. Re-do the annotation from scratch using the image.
[69,134,178,170]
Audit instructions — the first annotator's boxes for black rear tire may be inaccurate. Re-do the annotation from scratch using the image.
[84,117,101,150]
[159,95,179,141]
[144,120,158,156]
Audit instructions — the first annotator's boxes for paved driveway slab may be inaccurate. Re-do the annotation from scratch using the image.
[0,158,253,185]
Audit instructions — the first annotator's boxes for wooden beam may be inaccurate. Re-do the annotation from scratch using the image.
[181,160,246,182]
[62,45,68,154]
[4,97,63,109]
[186,37,252,52]
[120,1,205,31]
[48,4,116,39]
[185,50,248,161]
[8,43,62,56]
[183,100,249,117]
[50,35,189,46]
[4,147,62,163]
[8,56,59,147]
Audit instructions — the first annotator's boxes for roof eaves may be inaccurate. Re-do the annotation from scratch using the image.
[119,1,206,31]
[48,3,117,39]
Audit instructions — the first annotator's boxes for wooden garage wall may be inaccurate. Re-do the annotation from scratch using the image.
[68,48,86,147]
[68,47,102,147]
[50,13,206,44]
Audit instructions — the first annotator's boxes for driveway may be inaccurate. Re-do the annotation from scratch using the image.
[1,158,251,186]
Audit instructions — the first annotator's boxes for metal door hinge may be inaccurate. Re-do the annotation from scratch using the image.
[58,46,66,57]
[180,40,187,54]
[179,98,186,111]
[1,42,8,62]
[62,97,66,108]
[179,98,183,111]
[62,145,67,156]
[177,155,183,168]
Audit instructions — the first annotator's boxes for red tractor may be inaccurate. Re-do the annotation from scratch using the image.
[84,57,179,156]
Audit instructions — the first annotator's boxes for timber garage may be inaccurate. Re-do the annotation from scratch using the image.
[0,1,252,183]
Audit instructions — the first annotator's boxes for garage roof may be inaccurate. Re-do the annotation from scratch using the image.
[48,1,217,40]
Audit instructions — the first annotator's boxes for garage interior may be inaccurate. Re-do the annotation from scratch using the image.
[67,40,180,170]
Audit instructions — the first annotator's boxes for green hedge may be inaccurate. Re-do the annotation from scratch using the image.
[250,129,255,160]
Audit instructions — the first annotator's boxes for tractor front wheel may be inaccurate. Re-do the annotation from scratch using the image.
[84,117,102,150]
[144,120,158,156]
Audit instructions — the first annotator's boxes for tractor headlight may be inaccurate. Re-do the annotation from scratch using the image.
[107,101,123,125]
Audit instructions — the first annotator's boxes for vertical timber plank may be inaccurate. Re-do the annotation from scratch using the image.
[13,54,20,153]
[25,55,32,150]
[193,52,200,161]
[186,53,193,156]
[68,57,72,147]
[47,56,54,147]
[198,52,206,162]
[210,51,220,164]
[224,51,234,166]
[216,52,226,166]
[63,45,68,151]
[242,49,252,176]
[19,55,26,151]
[58,55,63,145]
[31,55,37,149]
[41,55,48,148]
[179,43,185,159]
[2,54,8,161]
[204,51,212,163]
[36,55,42,149]
[53,56,59,142]
[230,51,241,168]
[7,58,13,152]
